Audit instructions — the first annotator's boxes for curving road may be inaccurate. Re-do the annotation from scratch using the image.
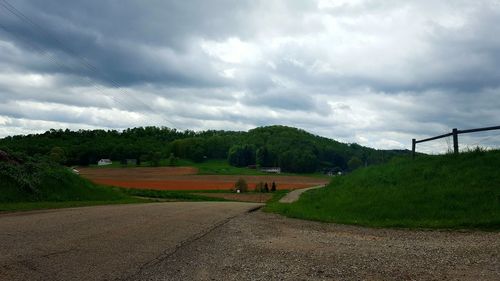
[0,202,262,281]
[279,184,326,203]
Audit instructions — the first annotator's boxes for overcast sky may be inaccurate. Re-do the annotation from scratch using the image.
[1,0,500,153]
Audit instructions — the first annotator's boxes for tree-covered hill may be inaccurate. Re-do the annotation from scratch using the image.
[0,125,409,173]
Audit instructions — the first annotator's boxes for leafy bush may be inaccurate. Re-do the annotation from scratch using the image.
[234,178,248,193]
[255,182,265,192]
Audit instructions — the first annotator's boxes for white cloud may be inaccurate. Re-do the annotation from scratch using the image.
[1,0,500,153]
[201,37,261,64]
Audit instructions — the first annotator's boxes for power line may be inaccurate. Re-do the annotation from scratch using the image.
[0,19,139,115]
[0,1,136,112]
[0,0,170,125]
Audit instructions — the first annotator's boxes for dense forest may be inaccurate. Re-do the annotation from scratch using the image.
[0,125,409,173]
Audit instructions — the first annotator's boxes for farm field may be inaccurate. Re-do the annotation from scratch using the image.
[78,167,329,191]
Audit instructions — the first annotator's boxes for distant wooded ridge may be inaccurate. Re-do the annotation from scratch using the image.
[0,125,409,173]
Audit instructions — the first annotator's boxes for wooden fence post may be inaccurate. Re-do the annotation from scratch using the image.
[412,138,416,159]
[452,128,459,154]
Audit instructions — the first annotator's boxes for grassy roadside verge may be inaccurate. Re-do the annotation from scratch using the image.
[0,188,231,213]
[264,190,289,205]
[117,187,228,201]
[0,198,149,212]
[265,149,500,230]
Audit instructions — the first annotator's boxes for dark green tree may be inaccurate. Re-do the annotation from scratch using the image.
[150,151,162,167]
[48,147,66,165]
[348,156,363,171]
[167,153,177,166]
[228,145,255,167]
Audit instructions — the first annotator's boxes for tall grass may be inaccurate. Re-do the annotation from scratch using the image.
[266,149,500,229]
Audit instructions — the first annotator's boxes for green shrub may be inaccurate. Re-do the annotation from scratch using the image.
[234,178,248,193]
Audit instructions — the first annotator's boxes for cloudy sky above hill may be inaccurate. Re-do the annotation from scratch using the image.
[1,0,500,152]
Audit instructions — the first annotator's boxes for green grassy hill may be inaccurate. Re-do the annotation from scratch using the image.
[0,151,143,211]
[266,149,500,229]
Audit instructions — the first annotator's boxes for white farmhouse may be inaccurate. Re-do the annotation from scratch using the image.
[260,167,281,174]
[98,159,112,166]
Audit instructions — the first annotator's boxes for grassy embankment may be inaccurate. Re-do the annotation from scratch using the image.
[0,166,142,211]
[266,149,500,229]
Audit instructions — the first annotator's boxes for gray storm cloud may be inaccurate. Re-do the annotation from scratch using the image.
[1,0,500,152]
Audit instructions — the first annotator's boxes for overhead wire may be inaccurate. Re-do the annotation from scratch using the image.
[465,131,500,150]
[0,2,141,113]
[0,18,139,118]
[0,0,169,125]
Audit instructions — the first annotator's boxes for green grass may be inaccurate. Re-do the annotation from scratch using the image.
[0,165,150,212]
[266,189,290,203]
[266,149,500,229]
[1,168,130,203]
[118,187,228,201]
[0,198,148,212]
[176,159,267,175]
[85,159,269,174]
[179,159,330,178]
[0,156,231,212]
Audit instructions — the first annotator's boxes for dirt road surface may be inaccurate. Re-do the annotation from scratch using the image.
[134,211,500,281]
[279,184,326,203]
[2,204,499,281]
[0,202,262,281]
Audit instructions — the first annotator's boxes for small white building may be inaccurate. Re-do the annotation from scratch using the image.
[260,167,281,174]
[98,159,112,166]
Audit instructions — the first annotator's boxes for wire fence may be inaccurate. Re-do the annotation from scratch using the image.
[412,125,500,157]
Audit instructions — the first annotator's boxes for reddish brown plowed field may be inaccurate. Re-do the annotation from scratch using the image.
[79,167,198,178]
[78,167,328,191]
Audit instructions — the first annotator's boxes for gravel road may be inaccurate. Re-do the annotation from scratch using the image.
[1,203,498,281]
[134,211,500,281]
[279,184,326,203]
[0,202,262,281]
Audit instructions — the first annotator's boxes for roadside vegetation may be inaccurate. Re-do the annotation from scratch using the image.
[266,149,500,229]
[0,150,144,211]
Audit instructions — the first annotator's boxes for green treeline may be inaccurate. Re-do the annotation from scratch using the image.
[0,125,409,173]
